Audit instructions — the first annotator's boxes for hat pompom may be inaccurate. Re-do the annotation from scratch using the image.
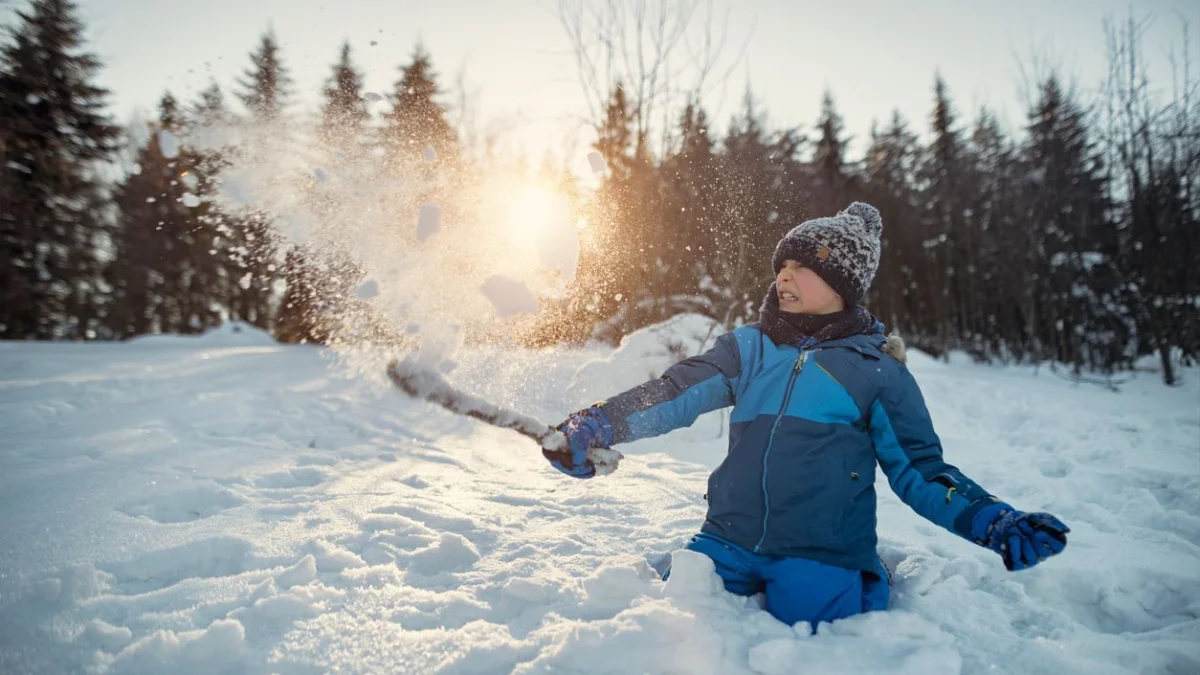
[844,202,883,237]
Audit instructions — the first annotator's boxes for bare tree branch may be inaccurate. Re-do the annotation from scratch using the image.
[556,0,749,159]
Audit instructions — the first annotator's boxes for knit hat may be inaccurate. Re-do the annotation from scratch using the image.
[771,202,883,305]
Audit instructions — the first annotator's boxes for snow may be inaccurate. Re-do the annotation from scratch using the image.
[480,274,539,317]
[174,121,586,389]
[384,358,622,474]
[534,209,579,286]
[156,129,180,159]
[355,279,379,300]
[125,320,276,347]
[2,317,1197,674]
[180,193,201,208]
[417,203,441,242]
[363,92,384,102]
[587,151,606,173]
[105,618,246,674]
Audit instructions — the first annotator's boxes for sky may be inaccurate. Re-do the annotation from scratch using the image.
[47,0,1200,169]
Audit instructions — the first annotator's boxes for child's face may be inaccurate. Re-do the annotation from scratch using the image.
[776,260,845,314]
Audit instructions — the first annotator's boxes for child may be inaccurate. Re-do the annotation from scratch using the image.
[542,202,1069,628]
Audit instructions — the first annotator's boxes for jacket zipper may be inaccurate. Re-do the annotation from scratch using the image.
[753,350,807,553]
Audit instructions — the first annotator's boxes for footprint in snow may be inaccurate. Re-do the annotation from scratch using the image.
[117,484,247,523]
[99,536,254,595]
[253,466,329,489]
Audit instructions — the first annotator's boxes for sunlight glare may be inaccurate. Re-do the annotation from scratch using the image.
[503,184,569,239]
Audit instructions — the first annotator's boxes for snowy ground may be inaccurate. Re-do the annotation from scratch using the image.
[1,316,1198,674]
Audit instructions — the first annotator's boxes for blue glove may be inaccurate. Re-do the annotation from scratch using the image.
[543,406,614,479]
[973,502,1070,571]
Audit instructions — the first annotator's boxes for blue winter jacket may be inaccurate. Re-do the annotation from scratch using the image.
[597,322,997,575]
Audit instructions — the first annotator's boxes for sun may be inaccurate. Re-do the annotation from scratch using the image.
[474,175,579,286]
[503,184,570,239]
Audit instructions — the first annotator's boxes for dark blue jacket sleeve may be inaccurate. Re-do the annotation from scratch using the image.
[868,362,999,541]
[597,331,742,445]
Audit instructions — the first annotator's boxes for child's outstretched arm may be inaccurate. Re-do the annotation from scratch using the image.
[869,363,1069,571]
[543,331,742,478]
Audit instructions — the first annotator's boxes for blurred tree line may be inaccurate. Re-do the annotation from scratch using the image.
[1,0,1196,384]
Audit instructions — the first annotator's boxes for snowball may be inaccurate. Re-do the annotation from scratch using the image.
[480,275,539,317]
[363,92,383,102]
[219,178,249,205]
[417,203,441,242]
[587,151,606,173]
[535,210,580,286]
[157,129,180,159]
[355,279,379,300]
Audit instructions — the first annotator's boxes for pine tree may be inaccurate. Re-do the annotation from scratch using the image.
[1022,75,1110,372]
[274,42,373,345]
[916,75,969,355]
[109,95,177,337]
[320,41,370,153]
[383,44,456,169]
[1123,165,1200,379]
[229,29,292,330]
[183,82,237,328]
[968,108,1026,360]
[863,111,922,334]
[581,83,638,330]
[710,92,805,326]
[809,90,852,218]
[181,82,242,327]
[274,246,330,344]
[107,92,223,338]
[236,29,292,124]
[662,100,719,287]
[595,84,636,181]
[0,0,120,339]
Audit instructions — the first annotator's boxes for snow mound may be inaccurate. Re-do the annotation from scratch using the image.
[567,313,721,407]
[83,619,134,652]
[106,618,245,674]
[275,554,318,588]
[410,532,481,574]
[126,321,277,347]
[37,562,109,604]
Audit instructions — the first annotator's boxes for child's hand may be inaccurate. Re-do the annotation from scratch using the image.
[974,504,1070,571]
[542,407,615,479]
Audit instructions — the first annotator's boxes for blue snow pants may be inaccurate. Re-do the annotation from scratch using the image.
[667,532,890,629]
